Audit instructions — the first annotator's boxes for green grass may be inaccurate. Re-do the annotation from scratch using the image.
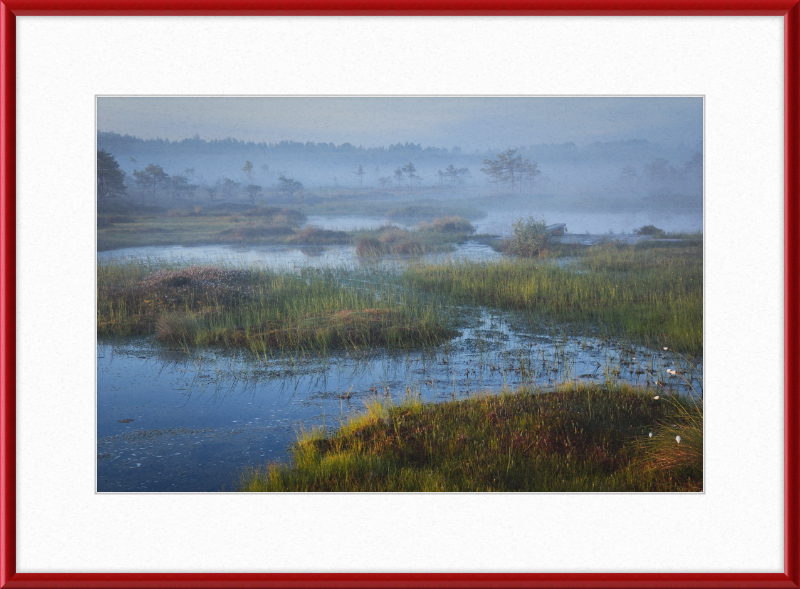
[238,381,702,492]
[402,240,703,355]
[97,261,455,353]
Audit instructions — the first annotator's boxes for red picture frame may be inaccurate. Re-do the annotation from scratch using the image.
[1,4,798,589]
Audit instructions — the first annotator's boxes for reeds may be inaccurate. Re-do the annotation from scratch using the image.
[98,260,454,352]
[402,241,703,355]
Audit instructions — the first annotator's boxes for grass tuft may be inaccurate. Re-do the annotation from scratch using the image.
[239,382,702,492]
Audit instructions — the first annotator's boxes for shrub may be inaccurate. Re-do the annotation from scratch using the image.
[356,237,385,256]
[634,224,666,237]
[504,216,550,257]
[379,228,410,245]
[391,238,425,256]
[418,216,475,233]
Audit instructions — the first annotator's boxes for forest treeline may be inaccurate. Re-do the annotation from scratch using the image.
[97,131,703,208]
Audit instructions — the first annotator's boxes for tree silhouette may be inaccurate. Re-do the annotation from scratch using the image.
[97,150,127,206]
[402,162,418,188]
[278,175,303,198]
[221,178,240,201]
[354,164,365,188]
[132,164,169,201]
[243,160,254,183]
[245,184,262,205]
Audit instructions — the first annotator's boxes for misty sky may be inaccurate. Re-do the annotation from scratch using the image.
[97,97,703,151]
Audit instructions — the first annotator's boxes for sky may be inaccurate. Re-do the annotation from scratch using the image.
[97,97,703,151]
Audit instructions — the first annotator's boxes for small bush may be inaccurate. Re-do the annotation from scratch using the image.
[504,216,551,257]
[418,216,475,233]
[391,239,424,256]
[379,228,410,245]
[356,237,386,256]
[634,224,666,237]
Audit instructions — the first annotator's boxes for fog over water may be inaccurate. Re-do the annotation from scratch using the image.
[98,96,703,208]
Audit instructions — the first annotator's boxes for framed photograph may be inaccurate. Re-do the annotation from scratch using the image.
[2,5,798,589]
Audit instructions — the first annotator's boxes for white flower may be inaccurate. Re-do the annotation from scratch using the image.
[676,435,682,444]
[663,347,669,350]
[667,369,677,376]
[653,396,660,400]
[649,432,653,438]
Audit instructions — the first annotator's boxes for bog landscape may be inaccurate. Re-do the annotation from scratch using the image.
[97,97,703,492]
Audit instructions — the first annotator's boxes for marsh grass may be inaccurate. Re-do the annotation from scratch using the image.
[635,391,703,471]
[238,382,702,492]
[98,261,455,352]
[402,241,702,355]
[354,220,475,257]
